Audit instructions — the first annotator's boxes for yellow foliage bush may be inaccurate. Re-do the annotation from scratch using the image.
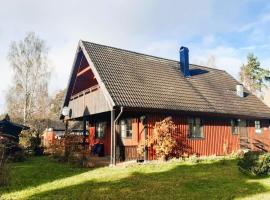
[138,117,177,161]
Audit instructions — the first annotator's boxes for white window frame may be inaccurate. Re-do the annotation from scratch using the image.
[95,122,106,138]
[255,120,262,134]
[120,119,133,138]
[231,119,239,135]
[188,117,204,138]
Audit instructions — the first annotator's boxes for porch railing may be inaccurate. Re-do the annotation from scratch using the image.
[70,85,100,101]
[68,85,111,119]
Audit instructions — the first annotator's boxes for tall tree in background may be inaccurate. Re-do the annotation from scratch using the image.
[49,89,66,120]
[240,53,269,98]
[206,55,216,68]
[6,32,50,124]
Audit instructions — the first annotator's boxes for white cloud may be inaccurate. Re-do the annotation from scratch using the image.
[261,58,270,71]
[261,13,270,23]
[0,59,12,114]
[236,11,270,35]
[143,40,179,60]
[237,22,257,33]
[0,0,270,113]
[143,39,245,79]
[190,45,244,78]
[47,41,78,95]
[202,35,216,46]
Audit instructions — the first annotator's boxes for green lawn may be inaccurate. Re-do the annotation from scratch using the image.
[1,157,270,200]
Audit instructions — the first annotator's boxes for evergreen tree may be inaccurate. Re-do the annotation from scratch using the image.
[240,53,269,97]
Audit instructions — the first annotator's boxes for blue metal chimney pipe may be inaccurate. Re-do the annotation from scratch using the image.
[180,46,190,77]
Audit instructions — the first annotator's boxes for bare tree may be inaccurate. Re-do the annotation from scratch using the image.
[6,32,50,124]
[206,55,216,68]
[49,89,66,120]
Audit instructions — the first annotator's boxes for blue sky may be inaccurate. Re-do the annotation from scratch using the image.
[0,0,270,113]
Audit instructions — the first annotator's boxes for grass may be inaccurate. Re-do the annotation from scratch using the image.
[1,157,270,200]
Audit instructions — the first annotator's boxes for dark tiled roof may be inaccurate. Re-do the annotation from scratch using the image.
[82,41,270,119]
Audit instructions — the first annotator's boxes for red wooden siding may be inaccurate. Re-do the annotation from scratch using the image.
[118,118,144,160]
[248,120,270,152]
[186,118,240,156]
[121,118,141,146]
[88,114,270,161]
[124,146,140,161]
[42,130,56,147]
[146,115,241,159]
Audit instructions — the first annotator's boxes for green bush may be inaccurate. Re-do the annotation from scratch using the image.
[238,151,270,176]
[0,145,10,186]
[20,129,44,156]
[9,147,27,162]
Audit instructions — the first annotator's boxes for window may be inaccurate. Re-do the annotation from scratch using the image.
[231,119,239,135]
[95,122,106,138]
[188,117,203,138]
[255,120,262,134]
[120,119,133,138]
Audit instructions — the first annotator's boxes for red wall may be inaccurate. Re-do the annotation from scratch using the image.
[42,130,56,147]
[146,115,240,159]
[248,120,270,152]
[88,114,270,160]
[121,118,142,146]
[185,118,240,156]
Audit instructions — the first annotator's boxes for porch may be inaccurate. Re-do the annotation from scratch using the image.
[62,107,148,166]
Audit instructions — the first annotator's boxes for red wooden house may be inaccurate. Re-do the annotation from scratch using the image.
[61,41,270,165]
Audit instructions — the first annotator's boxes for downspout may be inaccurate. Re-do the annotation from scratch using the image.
[82,116,87,150]
[143,121,148,163]
[110,109,115,166]
[112,106,123,166]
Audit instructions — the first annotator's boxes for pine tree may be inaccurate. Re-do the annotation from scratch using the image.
[240,53,269,97]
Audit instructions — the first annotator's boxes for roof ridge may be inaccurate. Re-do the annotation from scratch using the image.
[81,40,225,72]
[81,40,176,63]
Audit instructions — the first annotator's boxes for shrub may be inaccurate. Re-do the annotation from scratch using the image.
[34,146,44,156]
[20,129,44,156]
[187,154,200,163]
[0,144,10,186]
[138,117,177,161]
[8,145,26,162]
[30,134,44,156]
[0,136,26,162]
[0,163,10,187]
[238,151,270,176]
[0,136,27,186]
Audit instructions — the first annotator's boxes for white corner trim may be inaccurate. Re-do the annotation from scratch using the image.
[79,40,116,110]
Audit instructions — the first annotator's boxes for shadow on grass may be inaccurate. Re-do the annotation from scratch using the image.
[26,160,269,200]
[0,156,88,194]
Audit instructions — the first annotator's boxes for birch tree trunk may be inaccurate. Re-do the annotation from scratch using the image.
[6,32,50,124]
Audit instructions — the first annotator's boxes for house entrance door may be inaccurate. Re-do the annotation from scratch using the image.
[239,120,250,150]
